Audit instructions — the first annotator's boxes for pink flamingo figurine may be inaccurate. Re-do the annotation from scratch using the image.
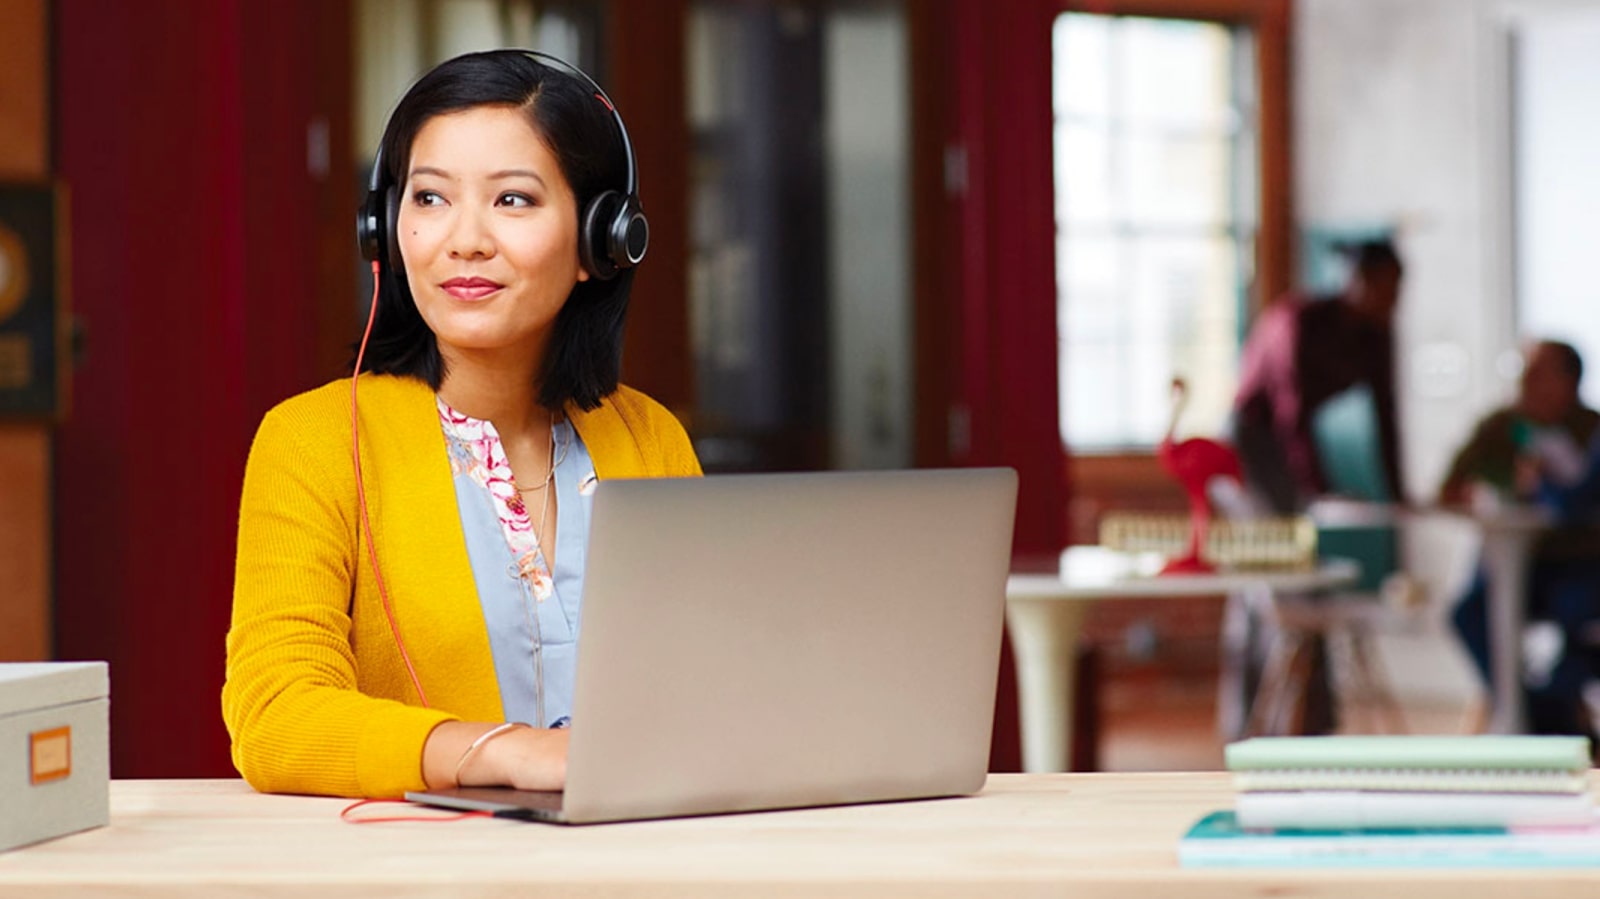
[1158,378,1244,575]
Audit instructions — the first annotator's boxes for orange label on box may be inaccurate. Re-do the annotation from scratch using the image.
[29,726,71,785]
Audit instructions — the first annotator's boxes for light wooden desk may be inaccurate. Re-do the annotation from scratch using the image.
[3,775,1599,896]
[1006,547,1361,772]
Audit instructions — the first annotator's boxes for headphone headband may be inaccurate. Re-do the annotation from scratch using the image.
[518,50,638,200]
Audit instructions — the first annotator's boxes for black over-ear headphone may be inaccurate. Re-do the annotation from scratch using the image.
[355,49,649,281]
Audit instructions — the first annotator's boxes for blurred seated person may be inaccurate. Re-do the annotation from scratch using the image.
[1527,430,1600,737]
[1232,239,1407,514]
[1439,341,1597,506]
[1442,340,1600,734]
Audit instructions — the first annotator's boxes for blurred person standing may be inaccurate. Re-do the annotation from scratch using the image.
[1222,239,1404,737]
[1231,239,1407,514]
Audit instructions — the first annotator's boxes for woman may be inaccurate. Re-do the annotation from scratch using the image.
[223,50,700,799]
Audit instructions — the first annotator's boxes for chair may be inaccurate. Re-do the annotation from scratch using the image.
[1242,384,1411,735]
[1097,511,1406,735]
[1310,384,1399,592]
[1242,569,1412,736]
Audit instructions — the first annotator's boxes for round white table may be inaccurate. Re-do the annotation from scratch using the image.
[1436,504,1553,734]
[1005,547,1361,773]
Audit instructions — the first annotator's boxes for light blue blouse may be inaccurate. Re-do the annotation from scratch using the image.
[442,414,596,728]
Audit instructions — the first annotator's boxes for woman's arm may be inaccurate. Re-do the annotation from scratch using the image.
[1369,338,1408,505]
[223,400,457,798]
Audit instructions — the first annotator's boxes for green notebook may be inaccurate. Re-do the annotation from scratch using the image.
[1226,736,1592,773]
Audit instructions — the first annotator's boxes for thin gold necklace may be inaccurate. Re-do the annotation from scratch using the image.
[515,413,564,494]
[514,411,558,575]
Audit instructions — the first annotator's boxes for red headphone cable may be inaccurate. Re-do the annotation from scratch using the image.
[352,259,430,708]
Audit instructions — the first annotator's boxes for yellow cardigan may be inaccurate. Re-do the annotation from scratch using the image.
[222,374,701,798]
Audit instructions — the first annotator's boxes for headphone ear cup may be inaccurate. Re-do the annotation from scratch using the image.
[356,189,383,262]
[610,196,649,270]
[581,190,623,281]
[383,185,405,280]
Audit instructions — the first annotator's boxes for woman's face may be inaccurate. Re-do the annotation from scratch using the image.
[397,104,588,365]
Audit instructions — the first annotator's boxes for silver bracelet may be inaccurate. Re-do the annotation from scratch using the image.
[452,722,530,786]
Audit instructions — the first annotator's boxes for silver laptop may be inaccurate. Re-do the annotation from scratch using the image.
[407,467,1018,824]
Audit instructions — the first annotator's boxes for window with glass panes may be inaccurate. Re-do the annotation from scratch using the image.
[1053,13,1258,452]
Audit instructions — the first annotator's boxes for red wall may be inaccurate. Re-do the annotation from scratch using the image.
[54,0,351,777]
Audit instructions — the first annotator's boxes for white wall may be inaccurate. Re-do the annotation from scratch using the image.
[1299,0,1600,488]
[1514,6,1600,405]
[1298,0,1513,503]
[353,0,569,161]
[355,0,424,158]
[1292,0,1600,709]
[824,10,913,469]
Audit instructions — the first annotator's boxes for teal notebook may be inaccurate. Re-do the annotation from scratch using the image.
[1179,810,1600,869]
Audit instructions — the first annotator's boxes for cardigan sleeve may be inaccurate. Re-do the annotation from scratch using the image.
[222,398,457,798]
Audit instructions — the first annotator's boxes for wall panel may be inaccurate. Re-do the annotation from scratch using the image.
[0,0,52,663]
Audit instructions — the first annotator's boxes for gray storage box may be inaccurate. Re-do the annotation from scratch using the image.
[0,662,109,851]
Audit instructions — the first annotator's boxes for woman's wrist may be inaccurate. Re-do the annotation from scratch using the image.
[421,719,570,791]
[453,721,530,787]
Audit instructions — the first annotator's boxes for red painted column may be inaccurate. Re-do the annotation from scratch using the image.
[950,0,1066,558]
[55,0,349,777]
[942,0,1068,772]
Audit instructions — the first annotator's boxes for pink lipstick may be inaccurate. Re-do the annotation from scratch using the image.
[440,276,504,301]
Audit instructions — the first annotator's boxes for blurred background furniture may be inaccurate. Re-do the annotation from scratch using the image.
[1310,384,1400,591]
[1437,503,1553,734]
[1101,505,1412,740]
[1228,383,1418,738]
[1006,546,1359,773]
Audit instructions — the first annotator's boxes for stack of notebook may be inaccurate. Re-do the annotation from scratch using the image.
[1180,735,1600,868]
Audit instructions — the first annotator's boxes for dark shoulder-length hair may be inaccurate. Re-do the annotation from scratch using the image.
[356,49,635,411]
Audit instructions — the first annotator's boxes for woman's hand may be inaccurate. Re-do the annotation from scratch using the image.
[464,726,569,791]
[423,721,569,791]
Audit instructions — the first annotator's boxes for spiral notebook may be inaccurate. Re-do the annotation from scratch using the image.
[1225,735,1592,793]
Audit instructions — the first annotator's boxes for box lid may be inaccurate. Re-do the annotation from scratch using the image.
[0,662,109,718]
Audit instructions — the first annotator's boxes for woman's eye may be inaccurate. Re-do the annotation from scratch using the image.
[411,190,444,207]
[497,192,536,208]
